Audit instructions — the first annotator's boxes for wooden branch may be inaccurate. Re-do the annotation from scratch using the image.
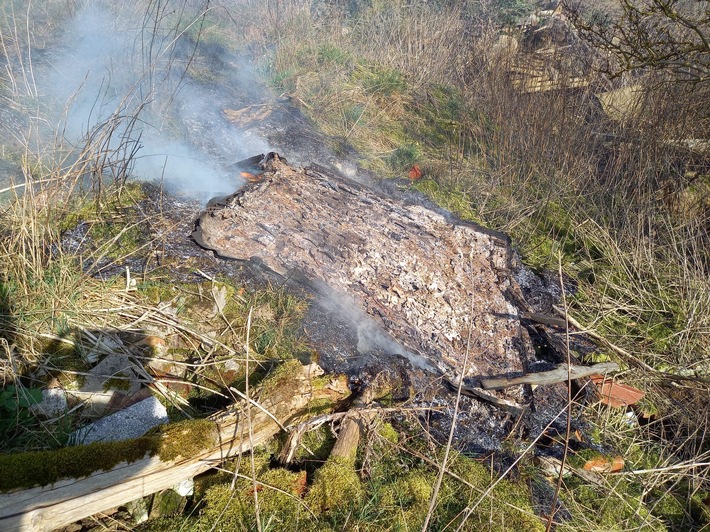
[329,376,393,462]
[306,374,393,467]
[0,363,348,532]
[480,362,620,390]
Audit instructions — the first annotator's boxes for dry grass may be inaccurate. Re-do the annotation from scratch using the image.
[249,1,710,529]
[0,0,708,529]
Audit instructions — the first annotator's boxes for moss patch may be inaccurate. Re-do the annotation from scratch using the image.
[198,457,308,531]
[158,419,219,462]
[306,455,364,514]
[560,476,663,531]
[0,417,223,492]
[0,436,160,492]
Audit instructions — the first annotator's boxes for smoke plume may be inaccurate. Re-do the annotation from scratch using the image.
[40,2,268,203]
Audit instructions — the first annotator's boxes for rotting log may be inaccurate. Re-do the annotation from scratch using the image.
[480,362,620,390]
[0,363,348,532]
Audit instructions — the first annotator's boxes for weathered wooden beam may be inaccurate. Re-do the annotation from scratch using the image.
[480,362,620,390]
[0,363,347,532]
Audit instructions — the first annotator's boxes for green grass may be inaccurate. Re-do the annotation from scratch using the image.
[0,1,707,530]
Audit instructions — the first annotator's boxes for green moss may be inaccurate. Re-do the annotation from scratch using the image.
[158,419,218,462]
[376,471,433,529]
[0,436,159,492]
[378,422,399,444]
[438,453,545,531]
[103,372,132,392]
[0,417,227,492]
[691,491,710,526]
[199,466,307,531]
[44,330,87,370]
[138,281,178,305]
[649,489,688,529]
[305,397,337,417]
[259,359,304,396]
[294,424,335,463]
[306,456,364,514]
[560,476,663,531]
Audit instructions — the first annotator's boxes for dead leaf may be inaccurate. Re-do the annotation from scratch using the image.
[211,285,229,316]
[294,471,308,497]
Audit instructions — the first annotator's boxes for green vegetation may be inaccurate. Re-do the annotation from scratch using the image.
[0,0,708,530]
[139,424,544,531]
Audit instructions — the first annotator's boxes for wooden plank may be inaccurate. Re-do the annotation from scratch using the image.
[0,363,347,532]
[480,362,620,390]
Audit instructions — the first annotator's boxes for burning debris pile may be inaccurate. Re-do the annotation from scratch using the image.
[193,153,552,434]
[194,154,534,383]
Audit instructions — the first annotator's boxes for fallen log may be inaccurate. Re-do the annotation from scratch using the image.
[0,362,348,532]
[480,362,620,390]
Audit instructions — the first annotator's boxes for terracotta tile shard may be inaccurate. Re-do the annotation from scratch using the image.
[582,455,625,473]
[590,375,645,408]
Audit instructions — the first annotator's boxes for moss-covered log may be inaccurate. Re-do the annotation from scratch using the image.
[0,363,348,532]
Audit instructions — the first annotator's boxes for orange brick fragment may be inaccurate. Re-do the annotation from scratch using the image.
[583,455,625,473]
[408,164,422,180]
[590,375,645,408]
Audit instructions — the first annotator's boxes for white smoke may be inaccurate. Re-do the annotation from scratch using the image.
[311,281,436,372]
[39,1,268,203]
